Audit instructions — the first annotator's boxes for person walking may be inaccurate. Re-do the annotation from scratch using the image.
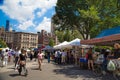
[14,49,20,67]
[18,49,28,76]
[61,50,66,64]
[54,50,58,63]
[57,50,62,64]
[87,49,94,71]
[37,50,43,71]
[3,49,9,66]
[47,51,51,63]
[34,51,38,61]
[29,51,33,61]
[0,49,3,67]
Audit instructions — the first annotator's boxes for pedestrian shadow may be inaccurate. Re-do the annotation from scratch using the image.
[9,73,20,77]
[9,73,27,77]
[7,67,15,70]
[53,65,116,80]
[32,63,38,65]
[31,67,39,70]
[53,64,98,79]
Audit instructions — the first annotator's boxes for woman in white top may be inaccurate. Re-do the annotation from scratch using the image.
[3,49,9,66]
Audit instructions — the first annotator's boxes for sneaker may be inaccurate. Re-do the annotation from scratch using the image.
[102,71,106,75]
[19,73,21,75]
[24,70,28,75]
[39,68,42,71]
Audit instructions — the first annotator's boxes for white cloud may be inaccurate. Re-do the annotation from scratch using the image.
[35,17,51,32]
[36,9,46,17]
[0,0,57,30]
[18,20,35,30]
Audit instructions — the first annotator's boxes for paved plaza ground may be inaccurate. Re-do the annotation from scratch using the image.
[0,59,116,80]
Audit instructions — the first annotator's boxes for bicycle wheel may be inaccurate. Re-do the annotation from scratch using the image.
[93,65,103,76]
[113,73,120,80]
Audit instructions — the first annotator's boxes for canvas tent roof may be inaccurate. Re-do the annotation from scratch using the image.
[53,41,70,49]
[81,34,120,46]
[69,38,80,46]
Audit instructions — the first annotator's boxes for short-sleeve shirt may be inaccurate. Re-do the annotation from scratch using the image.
[19,54,26,61]
[87,53,93,60]
[38,53,43,60]
[114,49,120,59]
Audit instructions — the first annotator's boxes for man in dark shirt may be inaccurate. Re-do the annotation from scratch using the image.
[113,43,120,59]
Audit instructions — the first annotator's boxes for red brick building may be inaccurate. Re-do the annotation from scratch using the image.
[37,30,56,47]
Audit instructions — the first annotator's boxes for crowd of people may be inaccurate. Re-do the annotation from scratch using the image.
[0,48,45,76]
[54,49,75,65]
[84,43,120,75]
[0,43,120,77]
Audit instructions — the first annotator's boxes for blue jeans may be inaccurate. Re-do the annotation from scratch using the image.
[102,58,108,71]
[48,56,50,63]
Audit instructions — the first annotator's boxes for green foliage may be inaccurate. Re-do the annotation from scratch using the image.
[53,0,120,40]
[79,6,99,20]
[94,45,113,52]
[55,30,64,42]
[49,38,55,47]
[55,29,82,43]
[0,39,7,48]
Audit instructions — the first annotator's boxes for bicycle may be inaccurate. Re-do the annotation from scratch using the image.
[93,60,120,80]
[110,59,120,80]
[93,62,103,77]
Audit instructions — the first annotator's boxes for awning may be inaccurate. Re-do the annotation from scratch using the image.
[81,34,120,46]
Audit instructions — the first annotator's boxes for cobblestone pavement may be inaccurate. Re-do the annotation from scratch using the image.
[0,59,116,80]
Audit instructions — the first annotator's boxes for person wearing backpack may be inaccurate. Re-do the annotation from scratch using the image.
[57,50,62,64]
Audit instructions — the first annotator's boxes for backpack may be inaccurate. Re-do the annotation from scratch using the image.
[57,51,61,58]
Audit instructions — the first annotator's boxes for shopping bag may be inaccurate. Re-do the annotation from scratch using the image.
[3,61,5,66]
[15,64,20,71]
[107,60,116,71]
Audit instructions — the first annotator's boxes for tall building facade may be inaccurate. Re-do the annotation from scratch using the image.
[51,15,59,45]
[13,32,38,49]
[0,27,38,49]
[5,20,10,31]
[38,30,56,46]
[51,17,55,34]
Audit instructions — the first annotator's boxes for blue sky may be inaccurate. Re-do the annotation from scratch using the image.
[0,0,57,33]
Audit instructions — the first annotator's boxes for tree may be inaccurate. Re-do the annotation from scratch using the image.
[0,39,7,48]
[49,38,55,47]
[55,29,82,43]
[55,30,64,43]
[53,0,120,40]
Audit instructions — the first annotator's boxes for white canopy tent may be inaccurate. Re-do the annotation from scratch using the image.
[68,38,81,46]
[54,38,94,49]
[54,41,72,49]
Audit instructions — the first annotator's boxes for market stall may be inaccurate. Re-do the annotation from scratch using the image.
[81,34,120,46]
